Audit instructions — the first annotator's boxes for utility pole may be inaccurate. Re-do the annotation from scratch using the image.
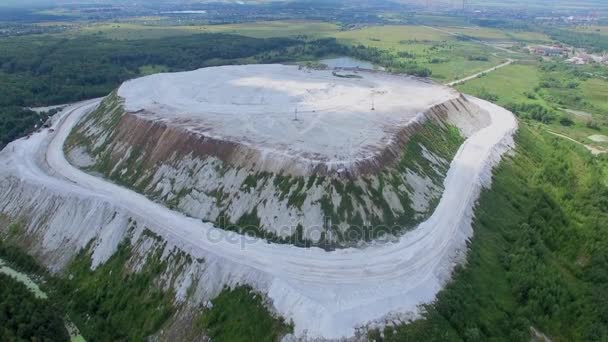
[371,96,375,111]
[294,105,299,121]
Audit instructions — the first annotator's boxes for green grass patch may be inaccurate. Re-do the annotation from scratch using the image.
[580,78,608,114]
[456,63,544,106]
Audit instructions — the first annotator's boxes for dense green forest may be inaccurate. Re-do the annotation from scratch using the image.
[0,238,68,341]
[0,273,69,341]
[372,126,608,341]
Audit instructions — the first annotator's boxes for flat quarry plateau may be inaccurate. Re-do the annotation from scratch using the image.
[117,64,466,175]
[0,63,518,339]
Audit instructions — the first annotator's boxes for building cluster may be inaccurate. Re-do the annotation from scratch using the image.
[566,53,608,65]
[526,44,608,66]
[527,45,572,57]
[534,16,598,24]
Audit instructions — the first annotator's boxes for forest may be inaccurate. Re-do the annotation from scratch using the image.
[0,274,69,341]
[0,238,69,341]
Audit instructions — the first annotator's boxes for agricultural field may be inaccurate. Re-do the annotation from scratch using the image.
[334,25,452,44]
[331,25,511,81]
[43,18,568,83]
[434,26,552,43]
[580,78,608,113]
[79,21,340,40]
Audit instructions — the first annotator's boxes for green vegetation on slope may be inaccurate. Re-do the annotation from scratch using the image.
[0,232,70,341]
[50,241,176,342]
[0,228,290,341]
[197,286,293,342]
[372,126,608,341]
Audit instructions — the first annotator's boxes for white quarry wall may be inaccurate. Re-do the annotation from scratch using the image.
[66,94,489,244]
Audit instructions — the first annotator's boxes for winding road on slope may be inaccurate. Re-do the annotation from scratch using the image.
[1,96,517,339]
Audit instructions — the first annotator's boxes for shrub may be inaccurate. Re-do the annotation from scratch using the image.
[559,115,574,126]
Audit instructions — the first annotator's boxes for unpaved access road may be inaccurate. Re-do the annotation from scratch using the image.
[446,58,514,87]
[0,95,517,339]
[547,130,606,155]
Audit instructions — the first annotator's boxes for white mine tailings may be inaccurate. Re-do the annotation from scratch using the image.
[117,64,456,174]
[0,64,518,339]
[65,65,493,243]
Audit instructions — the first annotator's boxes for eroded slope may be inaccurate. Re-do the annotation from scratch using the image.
[65,66,490,247]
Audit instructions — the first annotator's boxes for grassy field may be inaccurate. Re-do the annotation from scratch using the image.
[455,61,608,150]
[334,25,452,44]
[436,26,552,43]
[580,78,608,113]
[455,63,544,105]
[80,21,340,40]
[333,25,508,81]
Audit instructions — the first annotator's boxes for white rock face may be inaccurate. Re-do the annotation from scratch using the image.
[118,64,460,166]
